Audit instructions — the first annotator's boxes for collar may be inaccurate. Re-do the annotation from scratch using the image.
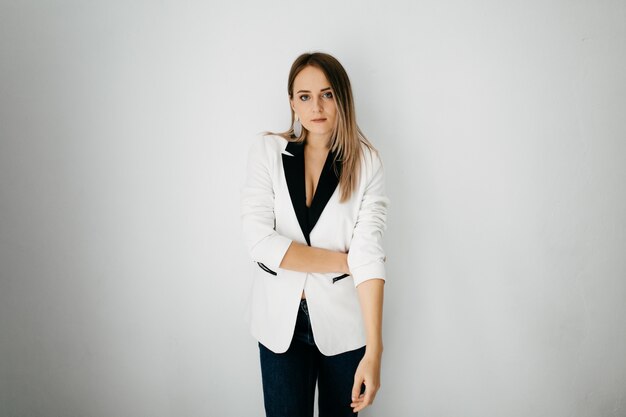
[283,139,304,156]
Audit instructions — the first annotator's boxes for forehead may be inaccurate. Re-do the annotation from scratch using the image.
[293,66,331,91]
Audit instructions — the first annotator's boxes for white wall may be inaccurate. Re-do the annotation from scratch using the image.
[1,1,624,416]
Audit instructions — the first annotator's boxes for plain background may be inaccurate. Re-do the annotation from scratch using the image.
[1,1,625,416]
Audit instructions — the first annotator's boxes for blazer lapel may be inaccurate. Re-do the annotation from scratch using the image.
[282,141,310,245]
[282,140,341,247]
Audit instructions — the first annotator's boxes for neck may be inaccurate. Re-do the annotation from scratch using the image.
[305,132,331,150]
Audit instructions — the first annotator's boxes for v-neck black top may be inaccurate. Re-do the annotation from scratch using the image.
[282,140,341,246]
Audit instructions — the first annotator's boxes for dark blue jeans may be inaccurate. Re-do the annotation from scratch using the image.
[259,299,366,417]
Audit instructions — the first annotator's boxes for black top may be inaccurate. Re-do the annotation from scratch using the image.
[282,140,341,246]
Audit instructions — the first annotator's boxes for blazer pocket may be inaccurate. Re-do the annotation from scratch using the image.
[332,273,349,283]
[256,262,277,276]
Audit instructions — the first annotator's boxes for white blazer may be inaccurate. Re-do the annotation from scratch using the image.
[240,134,389,356]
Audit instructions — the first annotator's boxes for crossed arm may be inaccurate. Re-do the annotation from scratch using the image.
[278,240,350,274]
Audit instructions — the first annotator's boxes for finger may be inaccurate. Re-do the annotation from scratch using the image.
[350,396,364,407]
[353,400,368,413]
[352,392,368,411]
[351,377,364,401]
[356,385,378,412]
[351,393,365,409]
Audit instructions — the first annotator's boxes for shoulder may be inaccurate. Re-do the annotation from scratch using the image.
[249,133,288,154]
[358,141,384,175]
[245,134,289,168]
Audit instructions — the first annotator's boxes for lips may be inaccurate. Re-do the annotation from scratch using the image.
[311,118,327,122]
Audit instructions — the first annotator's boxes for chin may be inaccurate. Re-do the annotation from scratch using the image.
[305,126,331,135]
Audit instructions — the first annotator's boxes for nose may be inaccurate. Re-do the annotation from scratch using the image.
[312,96,323,113]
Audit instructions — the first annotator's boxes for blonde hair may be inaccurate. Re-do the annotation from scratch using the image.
[265,52,376,203]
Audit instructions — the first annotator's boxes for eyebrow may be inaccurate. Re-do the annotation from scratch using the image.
[296,87,332,94]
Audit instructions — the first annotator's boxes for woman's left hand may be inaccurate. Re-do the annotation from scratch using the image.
[350,352,381,413]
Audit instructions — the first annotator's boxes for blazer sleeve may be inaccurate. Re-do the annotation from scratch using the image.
[347,149,390,287]
[240,137,293,270]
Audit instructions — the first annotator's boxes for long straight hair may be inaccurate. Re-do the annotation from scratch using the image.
[265,52,376,203]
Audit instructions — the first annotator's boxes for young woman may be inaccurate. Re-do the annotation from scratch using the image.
[241,52,389,416]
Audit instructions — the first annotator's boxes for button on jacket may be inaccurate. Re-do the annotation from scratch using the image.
[241,134,389,356]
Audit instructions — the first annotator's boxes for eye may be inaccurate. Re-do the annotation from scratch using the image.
[299,94,310,101]
[323,91,334,99]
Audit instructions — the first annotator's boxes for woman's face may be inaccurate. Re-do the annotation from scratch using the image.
[290,65,337,142]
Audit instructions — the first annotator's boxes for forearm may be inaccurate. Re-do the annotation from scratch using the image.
[279,241,349,274]
[356,278,385,357]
